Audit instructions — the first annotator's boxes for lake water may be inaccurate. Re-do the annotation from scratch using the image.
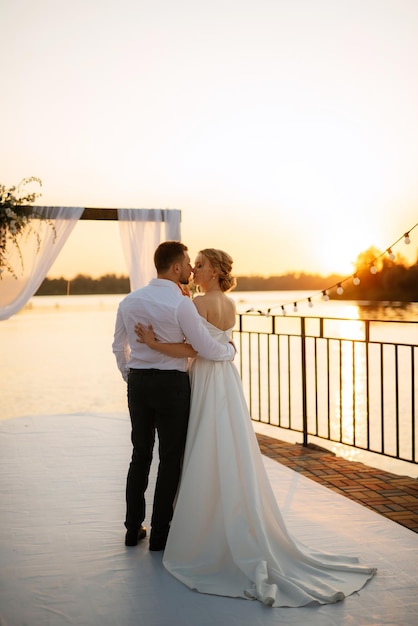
[1,292,417,478]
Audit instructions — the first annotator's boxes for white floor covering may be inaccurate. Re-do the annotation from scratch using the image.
[1,413,417,626]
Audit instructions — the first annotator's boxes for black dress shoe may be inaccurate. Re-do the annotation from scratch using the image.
[125,525,147,547]
[149,538,166,552]
[149,527,169,551]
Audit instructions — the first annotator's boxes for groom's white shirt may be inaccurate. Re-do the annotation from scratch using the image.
[112,278,235,381]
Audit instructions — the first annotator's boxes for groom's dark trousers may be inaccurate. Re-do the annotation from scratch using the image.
[125,368,190,540]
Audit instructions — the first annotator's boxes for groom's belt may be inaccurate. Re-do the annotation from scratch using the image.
[129,368,187,376]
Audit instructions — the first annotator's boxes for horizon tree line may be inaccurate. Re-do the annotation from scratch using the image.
[35,246,418,302]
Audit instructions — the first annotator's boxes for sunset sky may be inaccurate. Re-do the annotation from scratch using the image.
[1,0,418,278]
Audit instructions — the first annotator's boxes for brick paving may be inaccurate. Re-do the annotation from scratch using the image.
[256,433,418,533]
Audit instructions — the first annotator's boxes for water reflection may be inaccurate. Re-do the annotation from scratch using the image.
[331,339,368,449]
[357,302,418,321]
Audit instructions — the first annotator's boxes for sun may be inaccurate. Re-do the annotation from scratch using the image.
[313,223,375,277]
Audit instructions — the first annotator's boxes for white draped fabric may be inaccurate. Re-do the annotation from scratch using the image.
[0,207,83,320]
[117,209,181,291]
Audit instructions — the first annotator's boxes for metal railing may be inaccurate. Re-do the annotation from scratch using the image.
[233,314,418,465]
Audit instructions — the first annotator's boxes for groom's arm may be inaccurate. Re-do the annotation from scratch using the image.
[112,303,131,381]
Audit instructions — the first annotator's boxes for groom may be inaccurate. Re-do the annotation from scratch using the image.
[112,241,236,550]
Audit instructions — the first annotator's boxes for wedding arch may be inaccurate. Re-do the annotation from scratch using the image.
[0,207,181,321]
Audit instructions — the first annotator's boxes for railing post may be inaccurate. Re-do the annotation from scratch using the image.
[237,314,243,379]
[301,316,308,447]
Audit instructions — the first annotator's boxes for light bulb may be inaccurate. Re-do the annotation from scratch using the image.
[322,290,329,301]
[370,264,377,274]
[281,305,286,316]
[308,297,313,308]
[353,275,360,286]
[404,233,411,244]
[293,302,298,312]
[336,284,344,295]
[388,248,395,261]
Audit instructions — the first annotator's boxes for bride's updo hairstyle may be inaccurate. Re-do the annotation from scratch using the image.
[200,248,237,293]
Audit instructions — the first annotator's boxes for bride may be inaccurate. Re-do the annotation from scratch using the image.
[135,248,376,608]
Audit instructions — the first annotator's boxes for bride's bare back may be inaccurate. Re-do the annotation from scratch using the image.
[193,291,236,331]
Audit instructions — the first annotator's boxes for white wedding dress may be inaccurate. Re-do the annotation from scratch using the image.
[163,320,376,608]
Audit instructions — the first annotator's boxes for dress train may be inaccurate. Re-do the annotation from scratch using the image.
[163,321,376,607]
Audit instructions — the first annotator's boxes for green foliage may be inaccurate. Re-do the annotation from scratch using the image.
[339,261,418,301]
[0,177,54,279]
[35,274,131,295]
[34,263,418,302]
[235,273,345,292]
[338,246,418,301]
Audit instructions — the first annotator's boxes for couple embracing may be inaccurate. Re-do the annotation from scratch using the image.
[112,241,376,608]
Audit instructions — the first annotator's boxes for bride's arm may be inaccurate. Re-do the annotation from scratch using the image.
[135,323,197,357]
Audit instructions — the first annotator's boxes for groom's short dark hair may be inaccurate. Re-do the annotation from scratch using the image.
[154,241,188,273]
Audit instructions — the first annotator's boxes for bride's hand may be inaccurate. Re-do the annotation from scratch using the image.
[135,323,158,348]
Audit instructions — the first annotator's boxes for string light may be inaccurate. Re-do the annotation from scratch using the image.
[252,221,418,315]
